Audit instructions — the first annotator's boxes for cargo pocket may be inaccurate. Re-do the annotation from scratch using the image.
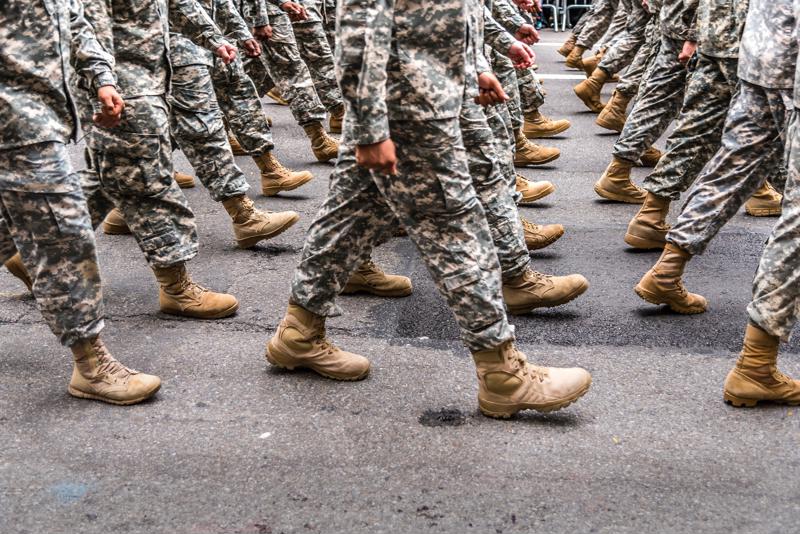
[90,129,167,196]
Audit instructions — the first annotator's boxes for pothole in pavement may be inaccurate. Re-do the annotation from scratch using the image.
[418,408,467,427]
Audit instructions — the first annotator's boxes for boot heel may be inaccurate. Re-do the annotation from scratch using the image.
[723,391,758,407]
[478,399,517,419]
[265,341,296,370]
[624,232,665,250]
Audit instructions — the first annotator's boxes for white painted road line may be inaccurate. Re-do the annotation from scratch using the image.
[536,73,586,80]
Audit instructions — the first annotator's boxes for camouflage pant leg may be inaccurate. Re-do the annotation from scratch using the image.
[170,64,249,202]
[261,11,327,126]
[516,67,545,115]
[575,0,619,49]
[612,36,689,163]
[747,111,800,341]
[88,95,198,268]
[667,82,792,256]
[0,142,104,347]
[596,0,629,50]
[242,54,275,98]
[292,118,514,351]
[485,103,516,180]
[321,0,337,50]
[598,0,651,76]
[292,0,343,112]
[615,15,661,98]
[211,56,275,156]
[461,100,529,281]
[643,55,737,200]
[492,52,523,131]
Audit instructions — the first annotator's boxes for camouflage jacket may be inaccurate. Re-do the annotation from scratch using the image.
[171,0,253,68]
[0,0,116,150]
[490,0,526,34]
[696,0,748,59]
[660,0,698,41]
[337,0,476,145]
[82,0,228,98]
[484,7,517,57]
[738,0,796,89]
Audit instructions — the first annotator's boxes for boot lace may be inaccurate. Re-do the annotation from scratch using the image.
[509,346,548,382]
[91,339,135,380]
[521,218,540,233]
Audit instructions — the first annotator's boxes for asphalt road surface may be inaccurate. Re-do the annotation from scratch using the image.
[2,32,799,534]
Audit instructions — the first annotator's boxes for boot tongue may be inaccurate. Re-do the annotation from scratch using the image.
[92,340,135,378]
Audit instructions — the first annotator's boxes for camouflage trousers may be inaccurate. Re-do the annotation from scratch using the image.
[485,103,517,190]
[644,55,738,200]
[171,63,249,202]
[244,10,327,126]
[88,95,198,268]
[575,0,619,50]
[461,99,529,282]
[596,0,629,50]
[321,0,336,50]
[517,67,546,116]
[290,118,514,352]
[0,142,104,346]
[668,82,792,255]
[598,0,651,76]
[211,56,274,156]
[292,0,343,112]
[747,110,800,342]
[613,36,689,163]
[615,14,661,98]
[492,52,523,130]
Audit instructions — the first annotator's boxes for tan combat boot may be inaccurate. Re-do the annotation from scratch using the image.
[4,253,32,292]
[68,336,161,405]
[565,45,587,70]
[329,104,345,134]
[594,156,646,203]
[596,90,631,133]
[514,130,560,166]
[222,195,299,249]
[266,87,288,105]
[557,34,577,57]
[229,135,247,156]
[581,50,603,78]
[254,151,314,196]
[102,208,131,235]
[303,122,340,162]
[266,302,370,380]
[723,324,800,407]
[341,260,413,297]
[745,182,782,217]
[634,243,708,314]
[574,69,609,113]
[174,171,195,189]
[472,341,591,418]
[503,268,589,315]
[624,192,671,249]
[153,263,239,319]
[516,175,555,204]
[522,111,571,139]
[522,217,564,251]
[638,146,663,168]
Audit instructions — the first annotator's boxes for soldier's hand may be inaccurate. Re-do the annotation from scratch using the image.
[215,43,238,64]
[94,85,124,128]
[475,72,508,107]
[507,42,535,69]
[242,38,262,57]
[280,1,308,21]
[515,24,539,45]
[356,139,398,176]
[678,40,697,65]
[252,25,273,41]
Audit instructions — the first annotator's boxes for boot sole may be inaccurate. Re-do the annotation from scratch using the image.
[593,182,645,204]
[236,214,300,249]
[340,284,413,298]
[479,379,592,418]
[514,152,560,167]
[265,340,369,381]
[633,284,706,315]
[595,115,624,133]
[68,383,161,406]
[261,175,313,197]
[517,182,556,204]
[526,228,565,251]
[5,261,33,292]
[723,391,800,408]
[161,301,239,319]
[523,123,570,139]
[745,207,782,217]
[102,224,132,236]
[507,279,589,315]
[623,232,666,250]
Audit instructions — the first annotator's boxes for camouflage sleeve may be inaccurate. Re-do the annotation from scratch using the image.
[337,0,393,145]
[216,0,254,41]
[484,7,516,55]
[169,0,228,52]
[491,0,526,34]
[241,0,270,27]
[68,0,116,92]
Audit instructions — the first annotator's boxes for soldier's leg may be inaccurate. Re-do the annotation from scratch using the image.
[596,0,629,50]
[574,0,618,51]
[89,95,239,319]
[517,68,571,140]
[321,0,337,50]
